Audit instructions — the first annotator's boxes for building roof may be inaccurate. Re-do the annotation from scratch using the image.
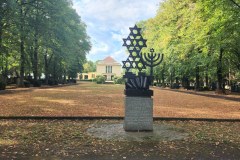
[97,56,121,66]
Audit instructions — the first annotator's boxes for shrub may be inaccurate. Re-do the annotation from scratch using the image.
[94,75,106,84]
[48,79,58,85]
[201,86,210,91]
[80,79,93,82]
[67,79,77,83]
[0,81,6,90]
[113,77,125,84]
[24,80,31,87]
[171,83,180,89]
[33,80,42,87]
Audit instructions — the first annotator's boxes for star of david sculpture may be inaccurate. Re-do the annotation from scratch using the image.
[122,25,163,97]
[122,25,163,131]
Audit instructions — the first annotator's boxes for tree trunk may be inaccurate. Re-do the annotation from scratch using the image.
[176,77,179,84]
[205,74,209,88]
[0,23,3,82]
[53,57,57,84]
[170,68,174,88]
[0,22,7,84]
[161,63,165,87]
[182,76,190,89]
[175,77,179,89]
[63,70,66,84]
[33,2,39,82]
[44,53,49,85]
[33,31,38,81]
[195,65,200,91]
[217,47,224,94]
[161,75,165,87]
[4,52,8,79]
[20,37,25,87]
[205,66,209,88]
[44,52,52,85]
[19,1,25,87]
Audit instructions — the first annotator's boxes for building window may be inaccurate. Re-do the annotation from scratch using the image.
[106,66,112,73]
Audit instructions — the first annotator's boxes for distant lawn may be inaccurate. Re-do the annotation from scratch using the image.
[0,81,239,119]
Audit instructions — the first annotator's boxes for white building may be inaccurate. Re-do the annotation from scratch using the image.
[96,56,122,81]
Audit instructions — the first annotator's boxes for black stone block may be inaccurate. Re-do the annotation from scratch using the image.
[124,89,153,97]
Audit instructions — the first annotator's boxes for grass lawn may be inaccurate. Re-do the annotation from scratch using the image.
[0,82,239,159]
[0,81,239,119]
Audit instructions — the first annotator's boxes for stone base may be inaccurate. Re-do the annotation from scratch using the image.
[124,96,153,131]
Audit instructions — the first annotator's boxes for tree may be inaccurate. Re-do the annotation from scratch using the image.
[141,0,240,93]
[0,0,91,88]
[83,60,96,73]
[0,0,16,84]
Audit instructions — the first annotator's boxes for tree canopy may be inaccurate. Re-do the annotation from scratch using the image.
[140,0,240,92]
[83,60,96,73]
[0,0,91,87]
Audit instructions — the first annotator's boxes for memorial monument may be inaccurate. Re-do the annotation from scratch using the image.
[122,25,163,131]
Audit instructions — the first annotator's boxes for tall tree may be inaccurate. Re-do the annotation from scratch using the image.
[1,0,91,88]
[141,0,240,93]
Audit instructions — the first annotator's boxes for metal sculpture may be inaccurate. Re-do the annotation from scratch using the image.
[122,25,163,97]
[122,25,147,72]
[141,48,164,84]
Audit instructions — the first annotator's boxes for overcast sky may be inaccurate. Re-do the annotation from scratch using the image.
[72,0,161,63]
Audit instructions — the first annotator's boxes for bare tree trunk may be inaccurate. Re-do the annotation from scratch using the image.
[0,23,4,82]
[217,47,225,94]
[44,53,48,85]
[33,31,38,81]
[161,63,165,87]
[33,2,39,82]
[182,76,190,89]
[170,68,174,88]
[195,65,200,91]
[205,66,209,88]
[53,57,57,84]
[19,1,25,87]
[44,51,52,85]
[5,52,8,79]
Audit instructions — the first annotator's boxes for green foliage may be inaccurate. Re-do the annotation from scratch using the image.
[141,0,240,91]
[94,75,106,84]
[23,81,31,88]
[0,81,6,90]
[32,80,42,87]
[0,0,91,87]
[113,77,125,84]
[83,60,96,73]
[235,72,240,81]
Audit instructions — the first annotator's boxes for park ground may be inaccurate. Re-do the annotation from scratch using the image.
[0,82,239,159]
[0,81,239,118]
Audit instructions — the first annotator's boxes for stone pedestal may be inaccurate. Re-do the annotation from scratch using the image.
[124,96,153,131]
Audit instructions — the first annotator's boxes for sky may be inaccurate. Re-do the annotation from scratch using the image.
[72,0,161,63]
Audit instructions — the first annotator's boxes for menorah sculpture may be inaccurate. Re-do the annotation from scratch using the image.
[142,48,164,84]
[142,48,164,76]
[122,25,163,131]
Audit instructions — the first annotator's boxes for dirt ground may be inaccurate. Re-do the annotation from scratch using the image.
[0,81,239,119]
[0,120,239,160]
[0,82,239,159]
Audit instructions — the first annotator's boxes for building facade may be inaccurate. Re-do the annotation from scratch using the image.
[78,56,122,81]
[79,72,96,80]
[96,56,122,81]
